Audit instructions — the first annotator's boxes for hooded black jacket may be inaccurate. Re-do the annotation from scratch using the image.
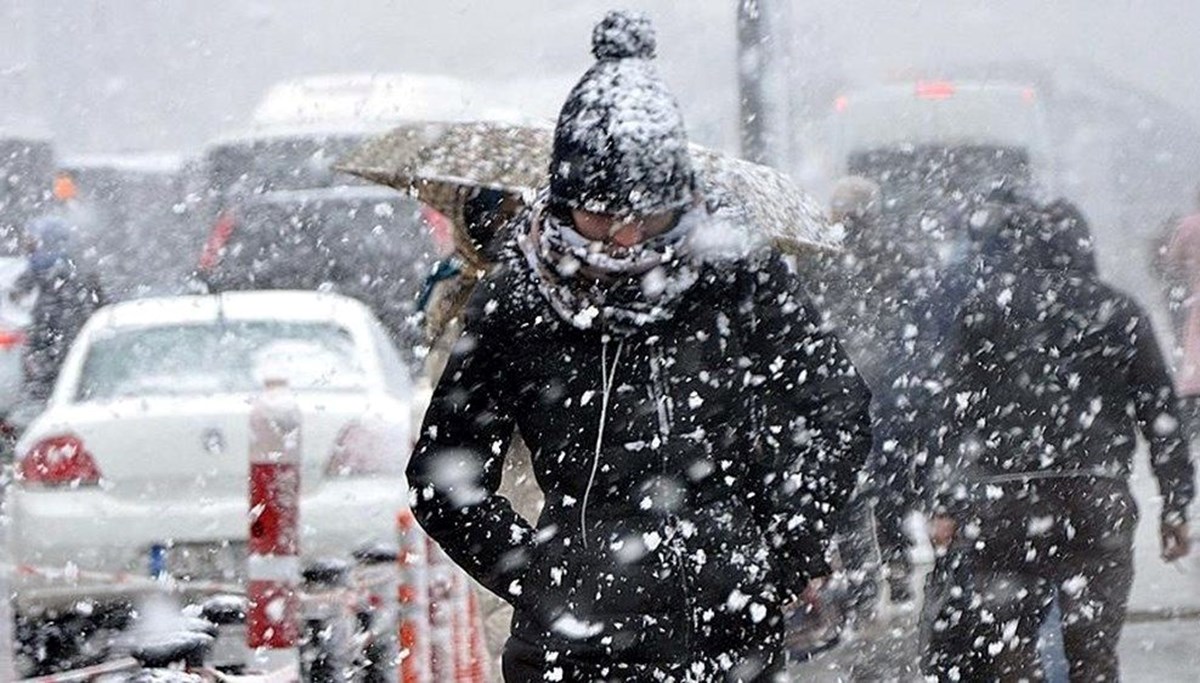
[407,245,872,675]
[929,202,1194,562]
[17,259,106,401]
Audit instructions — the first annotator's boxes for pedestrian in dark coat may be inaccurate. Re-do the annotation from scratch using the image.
[406,11,873,682]
[14,216,106,402]
[921,198,1194,681]
[822,176,918,615]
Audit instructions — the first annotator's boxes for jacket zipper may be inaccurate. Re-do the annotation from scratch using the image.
[649,345,695,656]
[648,344,675,438]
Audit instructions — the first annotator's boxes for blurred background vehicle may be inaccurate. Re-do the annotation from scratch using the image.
[804,78,1057,382]
[57,153,192,300]
[186,72,507,368]
[198,185,436,366]
[250,72,522,129]
[0,131,56,242]
[9,290,414,617]
[815,79,1052,250]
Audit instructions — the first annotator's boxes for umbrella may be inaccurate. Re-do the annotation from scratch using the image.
[334,121,548,223]
[688,148,837,256]
[335,120,838,255]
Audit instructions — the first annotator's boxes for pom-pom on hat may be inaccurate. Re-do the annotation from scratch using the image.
[549,10,695,218]
[591,10,657,60]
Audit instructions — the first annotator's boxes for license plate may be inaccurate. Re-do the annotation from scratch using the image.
[160,541,247,583]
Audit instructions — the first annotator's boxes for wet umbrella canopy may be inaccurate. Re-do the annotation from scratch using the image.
[335,120,839,256]
[334,121,548,221]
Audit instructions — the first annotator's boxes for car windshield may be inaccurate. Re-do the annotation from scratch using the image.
[75,321,366,400]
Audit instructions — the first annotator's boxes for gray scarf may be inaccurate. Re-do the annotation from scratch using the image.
[517,197,704,333]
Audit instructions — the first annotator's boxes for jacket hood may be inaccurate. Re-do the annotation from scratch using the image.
[1037,198,1097,274]
[982,198,1096,276]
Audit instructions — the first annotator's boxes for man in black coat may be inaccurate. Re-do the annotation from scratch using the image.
[406,11,873,682]
[920,198,1194,681]
[14,216,106,402]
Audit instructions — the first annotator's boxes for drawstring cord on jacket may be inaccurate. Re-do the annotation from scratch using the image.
[581,337,623,549]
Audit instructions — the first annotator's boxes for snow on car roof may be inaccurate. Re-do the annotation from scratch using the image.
[242,184,408,206]
[250,72,525,129]
[209,121,396,147]
[90,291,372,331]
[0,123,53,141]
[60,152,185,175]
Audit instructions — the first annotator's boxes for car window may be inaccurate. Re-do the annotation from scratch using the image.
[76,321,366,401]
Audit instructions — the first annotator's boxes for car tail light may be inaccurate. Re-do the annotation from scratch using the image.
[326,421,402,478]
[19,435,102,487]
[915,80,956,100]
[0,329,26,350]
[198,210,238,272]
[833,95,849,113]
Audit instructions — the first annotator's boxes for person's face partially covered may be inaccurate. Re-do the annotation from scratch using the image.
[571,209,676,250]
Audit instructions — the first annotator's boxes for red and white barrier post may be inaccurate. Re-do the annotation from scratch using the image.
[352,544,400,680]
[447,573,488,683]
[247,377,303,676]
[451,572,472,681]
[425,538,456,682]
[465,586,488,683]
[0,497,15,681]
[396,509,431,683]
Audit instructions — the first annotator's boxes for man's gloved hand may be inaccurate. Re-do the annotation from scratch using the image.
[1161,521,1191,562]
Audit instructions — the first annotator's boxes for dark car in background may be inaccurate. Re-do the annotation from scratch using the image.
[188,128,379,252]
[189,69,512,366]
[831,80,1052,241]
[192,125,439,366]
[59,154,191,299]
[0,133,56,242]
[200,128,372,200]
[198,182,435,366]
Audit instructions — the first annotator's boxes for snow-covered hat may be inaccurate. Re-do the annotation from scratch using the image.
[548,10,695,218]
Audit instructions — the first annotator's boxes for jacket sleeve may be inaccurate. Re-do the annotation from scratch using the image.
[919,295,987,519]
[405,272,537,605]
[746,254,874,599]
[1127,306,1195,524]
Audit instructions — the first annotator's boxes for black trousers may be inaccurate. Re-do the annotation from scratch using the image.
[501,641,786,683]
[921,544,1133,682]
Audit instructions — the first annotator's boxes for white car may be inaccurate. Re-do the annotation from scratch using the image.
[10,291,414,609]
